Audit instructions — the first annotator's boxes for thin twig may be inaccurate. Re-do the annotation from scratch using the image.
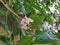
[0,0,22,20]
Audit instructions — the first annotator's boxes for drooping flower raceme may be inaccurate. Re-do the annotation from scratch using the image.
[21,16,33,29]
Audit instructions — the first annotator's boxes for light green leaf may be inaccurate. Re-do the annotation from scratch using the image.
[17,36,32,45]
[30,14,44,27]
[34,32,57,44]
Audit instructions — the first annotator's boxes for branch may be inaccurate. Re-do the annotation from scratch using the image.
[0,0,22,20]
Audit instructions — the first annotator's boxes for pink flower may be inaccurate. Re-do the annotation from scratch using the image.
[21,16,33,29]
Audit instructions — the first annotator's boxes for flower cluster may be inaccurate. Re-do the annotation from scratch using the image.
[21,16,33,30]
[42,21,58,33]
[42,21,51,30]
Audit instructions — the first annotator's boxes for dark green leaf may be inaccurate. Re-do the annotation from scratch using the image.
[0,20,10,33]
[0,12,4,16]
[44,6,50,12]
[44,14,53,24]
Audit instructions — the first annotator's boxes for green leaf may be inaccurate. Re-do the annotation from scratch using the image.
[21,30,26,36]
[13,0,20,13]
[57,33,60,39]
[34,32,57,44]
[33,3,43,14]
[35,30,46,36]
[29,0,35,3]
[44,6,50,12]
[0,35,11,45]
[30,14,44,27]
[17,36,32,45]
[42,0,50,5]
[50,41,57,45]
[51,0,56,3]
[0,20,10,33]
[24,0,32,15]
[44,14,53,24]
[0,12,4,16]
